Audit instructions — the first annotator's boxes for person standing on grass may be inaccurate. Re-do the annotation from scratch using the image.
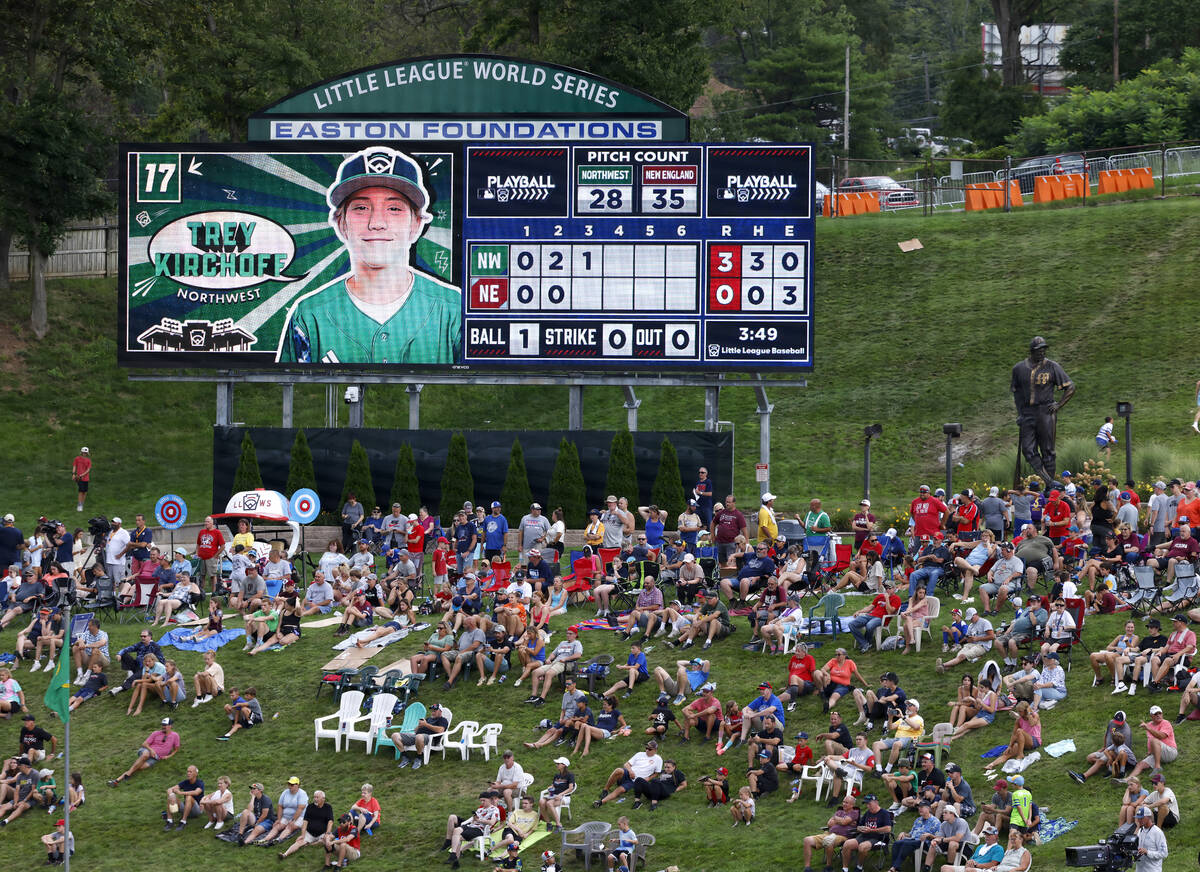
[71,447,91,512]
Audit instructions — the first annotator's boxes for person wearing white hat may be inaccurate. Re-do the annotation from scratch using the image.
[757,493,778,545]
[852,499,876,548]
[71,447,91,512]
[1133,803,1168,872]
[103,516,129,584]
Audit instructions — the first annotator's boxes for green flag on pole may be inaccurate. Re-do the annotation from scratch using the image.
[44,642,71,723]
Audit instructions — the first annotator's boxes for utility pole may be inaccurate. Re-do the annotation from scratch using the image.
[844,44,851,155]
[923,56,931,112]
[1112,0,1120,85]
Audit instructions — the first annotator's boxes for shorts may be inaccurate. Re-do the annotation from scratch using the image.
[339,847,361,861]
[302,831,325,846]
[978,711,995,725]
[460,825,485,841]
[1096,436,1109,449]
[787,681,816,697]
[1162,811,1178,829]
[618,777,635,792]
[820,832,848,849]
[1143,745,1178,765]
[484,548,503,560]
[72,688,98,701]
[77,480,89,493]
[538,661,567,679]
[958,643,988,660]
[996,630,1031,647]
[880,736,912,750]
[136,751,159,767]
[595,728,612,739]
[824,682,852,699]
[479,656,510,674]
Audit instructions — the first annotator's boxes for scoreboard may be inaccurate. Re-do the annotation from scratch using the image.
[463,143,814,369]
[118,141,813,371]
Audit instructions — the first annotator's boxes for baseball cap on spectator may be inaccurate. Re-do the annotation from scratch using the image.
[528,548,541,557]
[491,501,502,508]
[1009,775,1024,786]
[860,499,870,507]
[55,819,65,827]
[1048,490,1060,500]
[1149,705,1163,715]
[606,495,617,503]
[588,508,600,516]
[1119,491,1132,501]
[1061,470,1073,477]
[1113,710,1126,723]
[717,767,729,776]
[989,487,999,497]
[965,607,978,618]
[944,762,960,773]
[1154,480,1166,489]
[1146,618,1160,627]
[644,739,658,749]
[2,514,13,522]
[934,488,946,497]
[1135,806,1152,818]
[287,776,301,785]
[111,516,122,525]
[687,499,698,506]
[250,782,264,790]
[907,700,920,711]
[530,502,542,510]
[1149,772,1164,782]
[1173,614,1188,623]
[761,492,776,502]
[682,553,695,563]
[919,485,930,493]
[933,532,944,540]
[161,717,173,726]
[1001,541,1014,550]
[757,682,773,690]
[21,713,34,721]
[982,823,999,835]
[795,731,809,739]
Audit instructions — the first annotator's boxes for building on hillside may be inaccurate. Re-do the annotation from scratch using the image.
[981,23,1069,94]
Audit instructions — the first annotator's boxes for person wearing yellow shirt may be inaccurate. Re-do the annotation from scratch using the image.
[584,509,605,549]
[231,518,255,553]
[872,699,925,773]
[757,493,778,544]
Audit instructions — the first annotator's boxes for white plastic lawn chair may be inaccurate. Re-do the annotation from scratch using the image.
[313,690,364,751]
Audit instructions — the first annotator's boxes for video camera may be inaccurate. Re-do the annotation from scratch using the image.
[87,515,112,539]
[1064,823,1138,872]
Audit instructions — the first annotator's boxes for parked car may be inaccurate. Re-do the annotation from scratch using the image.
[837,175,920,208]
[1006,153,1086,194]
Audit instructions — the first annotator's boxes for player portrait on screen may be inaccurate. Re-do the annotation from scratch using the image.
[276,146,461,364]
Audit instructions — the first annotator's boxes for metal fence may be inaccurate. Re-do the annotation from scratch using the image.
[7,218,118,280]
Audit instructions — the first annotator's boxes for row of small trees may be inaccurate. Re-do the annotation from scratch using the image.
[229,429,689,529]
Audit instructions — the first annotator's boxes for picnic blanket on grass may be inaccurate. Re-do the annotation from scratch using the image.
[157,627,245,652]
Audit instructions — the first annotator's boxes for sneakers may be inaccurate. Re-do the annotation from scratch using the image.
[935,658,945,674]
[214,821,225,831]
[1111,683,1128,695]
[110,685,124,696]
[1040,699,1057,710]
[204,821,214,829]
[42,660,56,672]
[29,660,41,672]
[398,757,411,769]
[1068,770,1086,785]
[411,759,423,771]
[701,640,712,650]
[888,802,902,813]
[672,693,686,706]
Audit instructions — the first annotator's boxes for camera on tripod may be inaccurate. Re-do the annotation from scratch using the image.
[88,516,112,539]
[1064,823,1139,872]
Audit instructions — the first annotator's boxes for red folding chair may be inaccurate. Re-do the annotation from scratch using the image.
[598,547,622,569]
[563,557,601,602]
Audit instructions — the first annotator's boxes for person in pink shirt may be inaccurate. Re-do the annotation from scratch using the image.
[1126,705,1177,782]
[1147,614,1196,690]
[107,718,181,785]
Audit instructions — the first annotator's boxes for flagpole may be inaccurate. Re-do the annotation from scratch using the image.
[63,603,71,872]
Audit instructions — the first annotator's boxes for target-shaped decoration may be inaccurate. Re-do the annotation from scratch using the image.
[289,488,321,524]
[155,494,188,530]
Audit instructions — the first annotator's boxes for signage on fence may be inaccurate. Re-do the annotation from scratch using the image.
[119,141,815,371]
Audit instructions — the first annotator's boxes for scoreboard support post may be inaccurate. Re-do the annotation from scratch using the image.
[407,384,424,430]
[569,386,584,431]
[282,384,294,428]
[622,386,641,432]
[704,387,720,433]
[216,381,234,427]
[754,385,775,498]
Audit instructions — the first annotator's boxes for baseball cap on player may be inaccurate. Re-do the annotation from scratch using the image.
[328,147,430,214]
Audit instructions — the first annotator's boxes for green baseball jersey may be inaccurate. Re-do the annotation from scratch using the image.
[277,272,462,364]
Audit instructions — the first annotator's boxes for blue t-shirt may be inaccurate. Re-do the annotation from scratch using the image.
[748,693,785,730]
[971,843,1004,865]
[0,525,23,566]
[684,667,709,691]
[738,555,777,580]
[645,519,665,548]
[130,527,153,560]
[453,522,475,554]
[626,651,649,679]
[484,514,509,550]
[596,709,622,731]
[527,559,558,585]
[55,533,74,564]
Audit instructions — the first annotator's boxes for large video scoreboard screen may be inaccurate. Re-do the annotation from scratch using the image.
[119,142,813,370]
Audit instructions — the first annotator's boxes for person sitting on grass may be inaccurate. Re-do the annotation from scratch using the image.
[16,607,63,673]
[935,608,995,673]
[191,650,225,708]
[325,812,362,868]
[983,702,1041,777]
[729,785,756,826]
[219,686,263,740]
[699,765,730,807]
[632,758,686,811]
[250,593,303,655]
[443,792,500,870]
[107,717,179,786]
[814,647,870,715]
[720,681,785,756]
[30,765,55,813]
[646,692,678,741]
[596,740,663,807]
[525,680,588,750]
[606,815,638,871]
[125,653,166,717]
[1123,705,1178,784]
[949,679,1001,741]
[199,774,234,831]
[158,658,187,709]
[0,756,38,825]
[493,795,539,854]
[1067,710,1133,785]
[347,782,381,834]
[525,627,582,704]
[971,779,1011,838]
[243,599,280,650]
[255,778,308,846]
[40,817,73,866]
[232,782,274,845]
[1116,776,1148,827]
[678,589,734,651]
[335,590,374,638]
[651,657,711,708]
[680,683,721,742]
[278,789,334,861]
[574,696,629,757]
[746,747,779,798]
[595,641,649,701]
[162,764,204,831]
[66,662,107,712]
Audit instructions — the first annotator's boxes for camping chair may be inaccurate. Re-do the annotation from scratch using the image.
[560,821,611,872]
[315,668,359,702]
[82,576,118,620]
[697,556,720,585]
[374,701,425,758]
[563,557,601,603]
[421,705,454,764]
[598,548,622,570]
[352,666,381,697]
[806,592,845,637]
[1126,565,1161,616]
[1056,597,1088,670]
[344,692,399,754]
[116,580,158,623]
[1161,561,1200,611]
[313,690,365,751]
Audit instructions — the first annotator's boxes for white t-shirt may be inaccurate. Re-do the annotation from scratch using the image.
[349,551,374,571]
[967,617,995,651]
[495,761,525,785]
[205,787,234,815]
[625,752,664,780]
[1147,787,1179,820]
[105,528,131,564]
[318,552,349,577]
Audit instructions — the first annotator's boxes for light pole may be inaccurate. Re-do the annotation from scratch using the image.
[864,424,883,499]
[943,423,963,496]
[1116,401,1133,482]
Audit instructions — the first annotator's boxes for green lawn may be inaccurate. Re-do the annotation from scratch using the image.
[0,588,1196,870]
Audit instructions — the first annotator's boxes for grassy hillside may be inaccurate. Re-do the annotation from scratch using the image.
[2,197,1200,528]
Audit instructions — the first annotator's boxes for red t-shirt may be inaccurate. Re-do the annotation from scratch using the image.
[432,549,449,575]
[196,528,225,560]
[869,593,901,619]
[72,455,91,481]
[954,501,979,535]
[787,653,816,684]
[910,497,947,538]
[1043,500,1071,537]
[406,526,425,554]
[858,540,882,559]
[791,744,814,766]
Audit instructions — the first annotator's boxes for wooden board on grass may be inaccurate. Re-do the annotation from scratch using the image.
[320,647,378,672]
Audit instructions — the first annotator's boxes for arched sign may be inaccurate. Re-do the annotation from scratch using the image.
[249,54,688,143]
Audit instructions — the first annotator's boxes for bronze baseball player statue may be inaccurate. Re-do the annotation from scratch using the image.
[1011,336,1074,483]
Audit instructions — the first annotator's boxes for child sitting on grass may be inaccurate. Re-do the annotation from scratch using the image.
[942,609,968,652]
